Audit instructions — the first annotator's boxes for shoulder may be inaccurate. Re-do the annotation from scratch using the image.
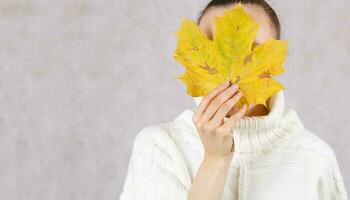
[285,128,339,168]
[291,129,336,157]
[132,123,172,150]
[133,116,198,147]
[132,120,191,153]
[134,124,168,143]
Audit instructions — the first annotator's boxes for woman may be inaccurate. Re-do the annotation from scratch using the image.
[119,0,348,199]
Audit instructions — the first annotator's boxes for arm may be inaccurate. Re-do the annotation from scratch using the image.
[188,155,232,200]
[188,81,247,200]
[317,147,348,200]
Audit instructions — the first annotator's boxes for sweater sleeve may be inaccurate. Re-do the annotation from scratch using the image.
[317,146,348,200]
[119,126,189,200]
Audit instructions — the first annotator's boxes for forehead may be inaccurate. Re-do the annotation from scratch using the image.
[198,3,276,44]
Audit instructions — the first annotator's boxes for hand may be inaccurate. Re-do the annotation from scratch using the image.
[192,81,247,162]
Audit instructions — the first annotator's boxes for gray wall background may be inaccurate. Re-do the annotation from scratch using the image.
[0,0,349,199]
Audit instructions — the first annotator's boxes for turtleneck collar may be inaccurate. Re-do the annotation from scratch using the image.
[175,90,305,155]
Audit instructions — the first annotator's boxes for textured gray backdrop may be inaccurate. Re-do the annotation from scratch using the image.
[0,0,348,199]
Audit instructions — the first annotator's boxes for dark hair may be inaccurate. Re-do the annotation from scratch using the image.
[197,0,281,39]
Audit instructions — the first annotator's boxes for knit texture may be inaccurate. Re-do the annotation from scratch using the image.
[119,90,348,200]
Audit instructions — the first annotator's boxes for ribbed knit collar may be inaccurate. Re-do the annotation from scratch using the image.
[174,90,305,155]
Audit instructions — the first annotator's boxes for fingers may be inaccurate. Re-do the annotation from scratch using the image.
[227,105,241,117]
[209,89,243,127]
[219,104,248,133]
[192,81,230,123]
[199,83,239,124]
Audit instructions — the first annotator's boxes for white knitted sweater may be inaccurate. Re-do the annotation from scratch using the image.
[119,90,348,200]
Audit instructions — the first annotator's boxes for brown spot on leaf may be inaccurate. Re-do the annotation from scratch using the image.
[258,70,271,78]
[243,54,252,65]
[200,63,218,74]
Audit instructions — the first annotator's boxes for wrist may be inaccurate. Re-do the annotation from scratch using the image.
[203,154,233,167]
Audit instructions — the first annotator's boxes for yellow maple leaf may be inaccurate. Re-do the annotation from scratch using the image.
[173,3,288,108]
